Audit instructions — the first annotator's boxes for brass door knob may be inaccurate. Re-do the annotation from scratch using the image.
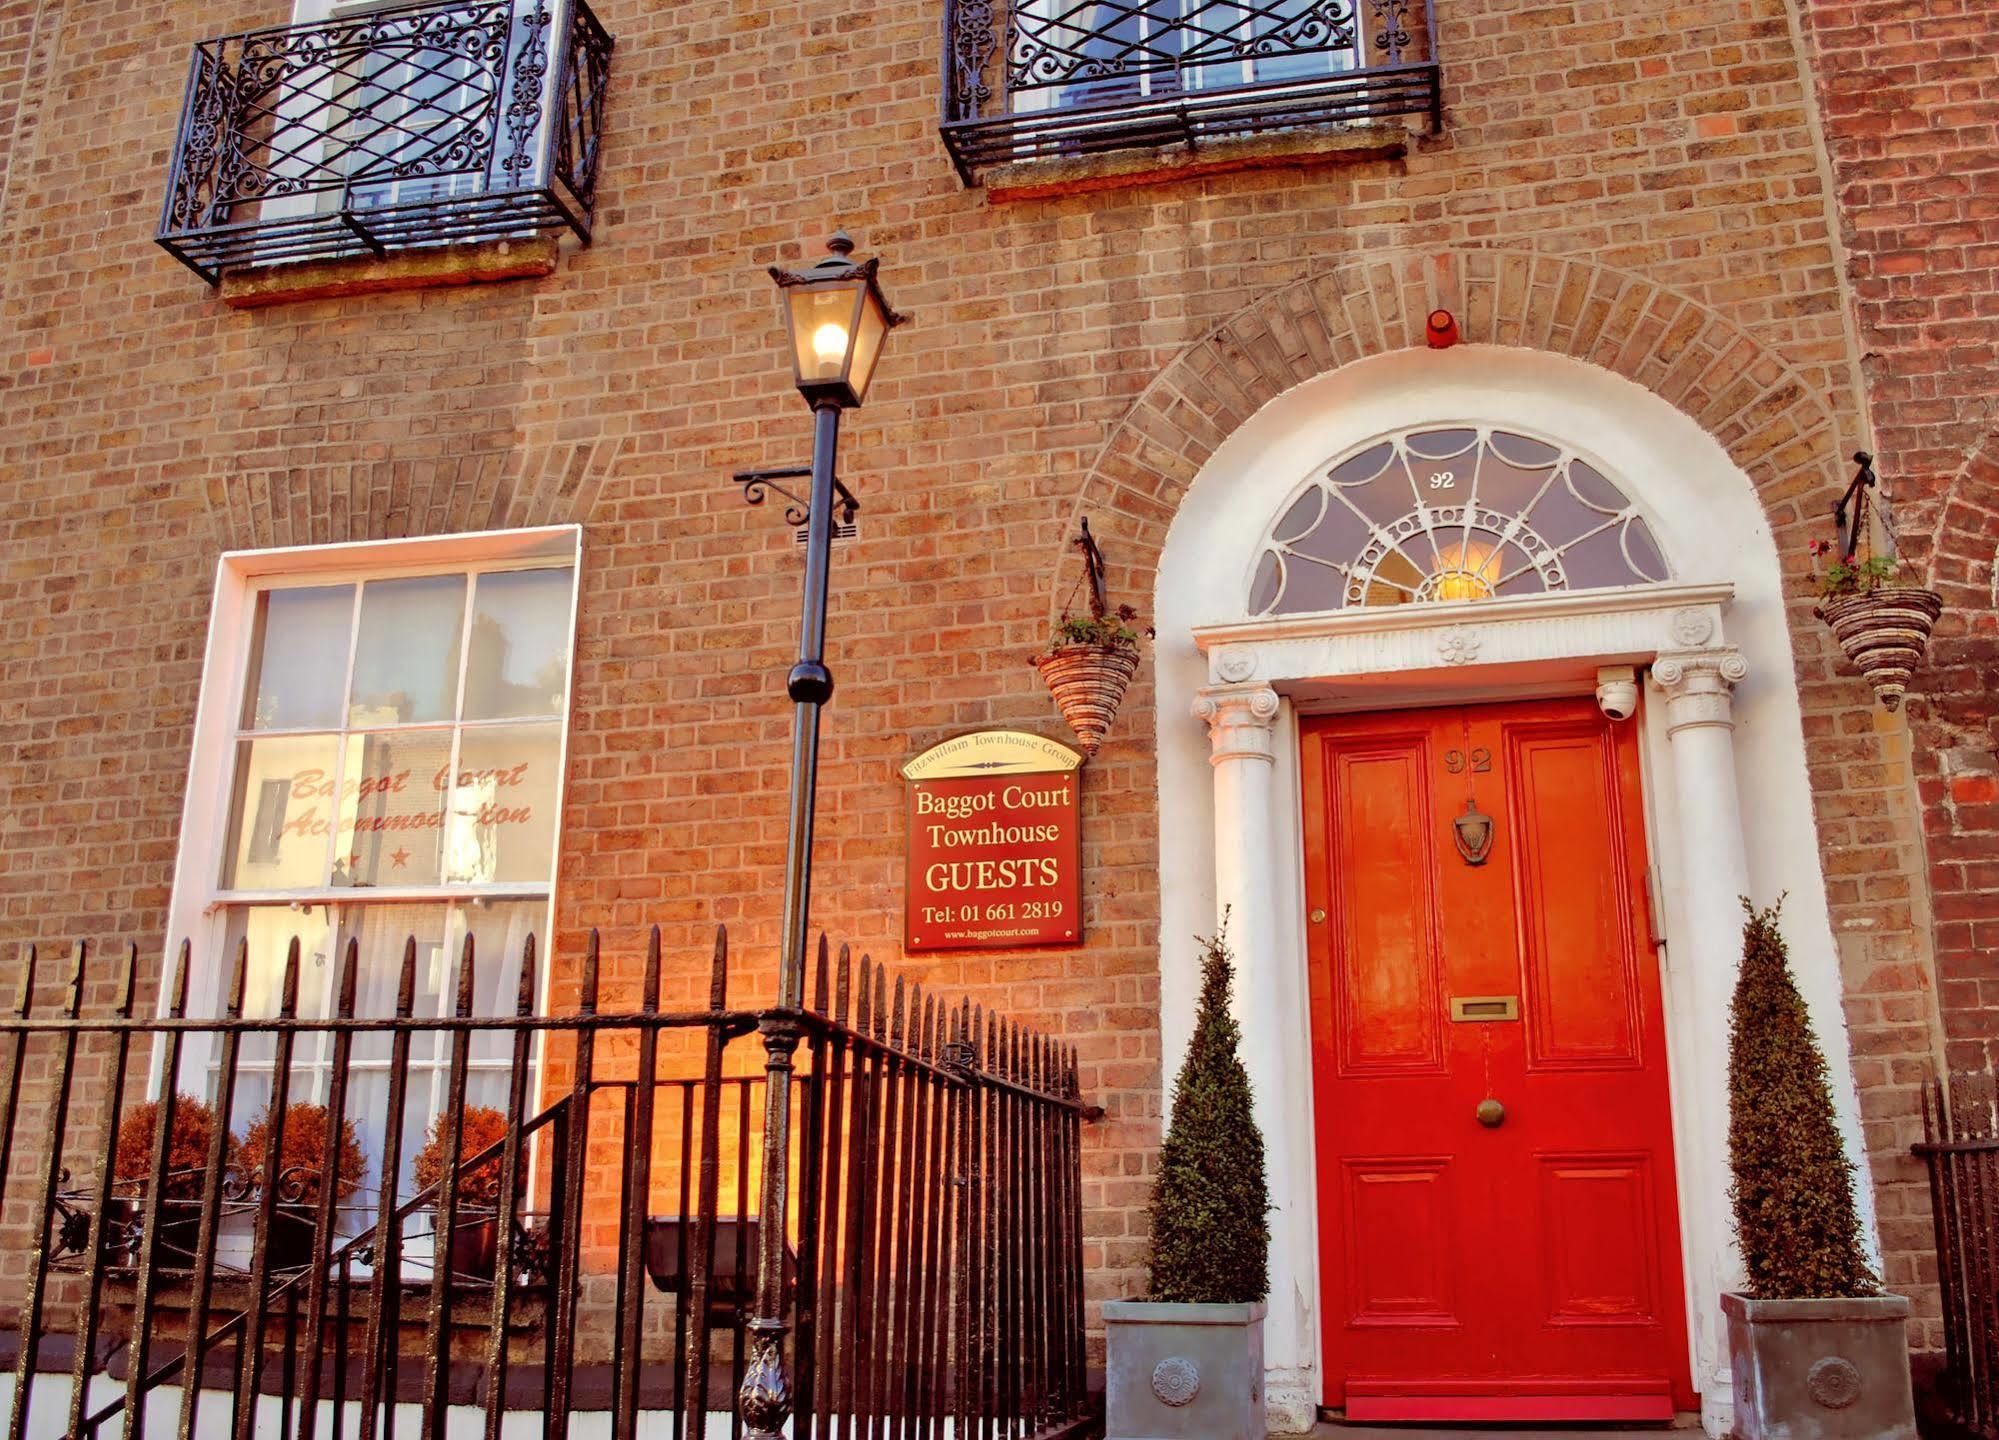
[1309,908,1327,925]
[1475,1097,1505,1128]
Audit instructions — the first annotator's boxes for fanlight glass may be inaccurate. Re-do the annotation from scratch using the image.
[1249,427,1671,615]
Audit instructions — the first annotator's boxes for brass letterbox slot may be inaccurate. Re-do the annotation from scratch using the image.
[1450,995,1519,1023]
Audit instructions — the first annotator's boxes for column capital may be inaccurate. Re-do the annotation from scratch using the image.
[1194,682,1282,766]
[1650,647,1748,734]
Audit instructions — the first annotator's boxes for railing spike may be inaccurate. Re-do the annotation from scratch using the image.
[710,924,730,1009]
[337,935,360,1016]
[397,934,419,1016]
[836,943,852,1022]
[455,930,477,1018]
[117,941,138,1016]
[280,933,302,1017]
[582,927,601,1013]
[65,938,86,1013]
[226,934,249,1017]
[517,933,539,1016]
[11,943,35,1018]
[643,924,661,1013]
[168,938,193,1018]
[812,932,831,1014]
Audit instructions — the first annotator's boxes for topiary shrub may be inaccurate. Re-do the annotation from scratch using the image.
[1728,900,1878,1299]
[236,1102,367,1208]
[113,1095,220,1200]
[1147,922,1269,1305]
[412,1105,511,1210]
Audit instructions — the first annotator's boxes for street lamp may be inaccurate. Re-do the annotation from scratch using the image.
[739,231,901,1440]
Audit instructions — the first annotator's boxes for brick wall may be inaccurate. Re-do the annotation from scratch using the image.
[0,0,1948,1355]
[1797,0,1999,1079]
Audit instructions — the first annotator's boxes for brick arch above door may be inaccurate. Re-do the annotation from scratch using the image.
[1044,246,1855,635]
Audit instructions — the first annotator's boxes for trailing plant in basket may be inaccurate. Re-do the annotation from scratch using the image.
[1148,922,1269,1305]
[1049,604,1146,653]
[412,1105,510,1210]
[236,1102,367,1208]
[1808,540,1902,599]
[114,1095,221,1201]
[1728,900,1877,1300]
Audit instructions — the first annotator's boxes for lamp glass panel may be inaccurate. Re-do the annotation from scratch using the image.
[847,291,890,403]
[787,283,865,388]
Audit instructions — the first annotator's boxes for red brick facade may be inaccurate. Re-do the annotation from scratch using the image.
[1799,0,1999,1077]
[0,0,1974,1388]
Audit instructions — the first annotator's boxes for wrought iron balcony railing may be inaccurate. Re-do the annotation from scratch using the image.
[939,0,1439,182]
[158,0,613,285]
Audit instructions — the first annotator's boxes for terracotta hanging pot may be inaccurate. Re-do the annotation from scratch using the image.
[1035,641,1139,758]
[1814,586,1943,712]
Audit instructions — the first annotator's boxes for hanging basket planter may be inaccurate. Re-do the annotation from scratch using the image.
[1807,454,1944,713]
[1814,586,1943,712]
[1035,641,1140,759]
[1037,517,1149,759]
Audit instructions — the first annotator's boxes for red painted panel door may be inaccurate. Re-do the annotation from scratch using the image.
[1302,698,1695,1423]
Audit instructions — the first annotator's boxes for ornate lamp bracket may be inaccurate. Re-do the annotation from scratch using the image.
[733,465,860,531]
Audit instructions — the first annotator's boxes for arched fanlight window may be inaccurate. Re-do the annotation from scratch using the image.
[1248,426,1672,614]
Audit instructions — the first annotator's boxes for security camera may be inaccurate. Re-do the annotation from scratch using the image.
[1596,666,1639,722]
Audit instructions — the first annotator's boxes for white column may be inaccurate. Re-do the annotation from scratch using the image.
[1649,647,1752,1437]
[1194,682,1319,1435]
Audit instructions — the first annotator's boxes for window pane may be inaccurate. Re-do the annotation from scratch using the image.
[333,731,453,888]
[244,585,354,730]
[447,900,546,1062]
[222,905,336,1064]
[445,725,562,884]
[224,735,341,889]
[349,575,466,725]
[464,568,573,720]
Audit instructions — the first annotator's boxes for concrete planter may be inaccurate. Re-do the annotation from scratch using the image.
[1105,1299,1265,1440]
[1724,1291,1915,1440]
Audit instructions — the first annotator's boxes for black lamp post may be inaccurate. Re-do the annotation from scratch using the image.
[738,231,902,1440]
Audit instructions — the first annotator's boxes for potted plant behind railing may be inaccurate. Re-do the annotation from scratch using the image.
[1106,922,1270,1440]
[236,1101,367,1273]
[1035,517,1147,759]
[1810,452,1943,711]
[111,1094,219,1267]
[1724,901,1916,1439]
[411,1104,510,1282]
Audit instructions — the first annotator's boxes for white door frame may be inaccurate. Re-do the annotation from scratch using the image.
[1148,347,1875,1437]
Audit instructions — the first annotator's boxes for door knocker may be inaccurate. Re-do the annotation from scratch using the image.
[1453,798,1496,866]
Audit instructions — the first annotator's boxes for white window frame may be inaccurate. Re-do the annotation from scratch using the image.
[162,525,582,1043]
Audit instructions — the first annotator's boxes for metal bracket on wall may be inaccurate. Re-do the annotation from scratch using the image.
[733,465,860,543]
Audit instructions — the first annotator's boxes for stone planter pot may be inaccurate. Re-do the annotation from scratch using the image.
[1814,587,1943,712]
[1723,1291,1915,1440]
[1035,641,1139,758]
[1105,1299,1264,1440]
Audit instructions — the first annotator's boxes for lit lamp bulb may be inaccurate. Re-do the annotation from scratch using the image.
[811,320,849,376]
[1422,538,1502,602]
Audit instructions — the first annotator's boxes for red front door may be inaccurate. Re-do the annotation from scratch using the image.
[1302,697,1695,1423]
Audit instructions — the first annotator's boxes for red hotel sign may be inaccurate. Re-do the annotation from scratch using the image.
[903,730,1084,952]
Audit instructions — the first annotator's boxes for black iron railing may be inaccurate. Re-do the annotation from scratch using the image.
[0,928,1095,1439]
[939,0,1439,181]
[1919,1069,1999,1438]
[157,0,614,284]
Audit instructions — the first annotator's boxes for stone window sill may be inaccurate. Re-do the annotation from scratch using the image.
[217,235,561,310]
[981,121,1411,203]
